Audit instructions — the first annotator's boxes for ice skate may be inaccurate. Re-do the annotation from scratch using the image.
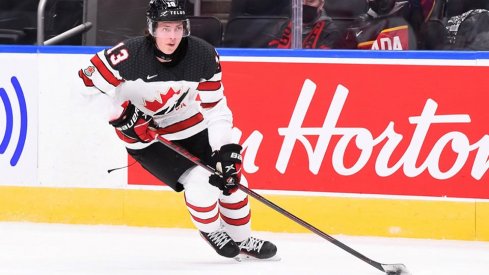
[200,230,240,258]
[235,236,280,261]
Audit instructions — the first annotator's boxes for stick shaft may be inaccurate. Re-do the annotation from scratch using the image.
[156,136,385,272]
[237,186,384,271]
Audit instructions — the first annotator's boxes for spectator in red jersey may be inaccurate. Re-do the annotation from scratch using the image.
[268,0,342,49]
[343,0,418,50]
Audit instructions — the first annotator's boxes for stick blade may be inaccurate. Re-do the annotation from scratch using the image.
[382,263,411,275]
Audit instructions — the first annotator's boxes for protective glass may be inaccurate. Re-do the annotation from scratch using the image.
[148,19,190,38]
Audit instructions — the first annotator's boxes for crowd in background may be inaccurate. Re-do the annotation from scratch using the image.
[227,0,489,50]
[0,0,488,50]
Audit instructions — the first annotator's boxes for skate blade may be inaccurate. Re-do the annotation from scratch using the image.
[234,254,281,262]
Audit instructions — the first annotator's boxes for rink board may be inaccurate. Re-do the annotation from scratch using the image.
[1,46,489,241]
[0,185,488,241]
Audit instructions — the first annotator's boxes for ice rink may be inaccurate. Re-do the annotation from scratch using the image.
[0,222,488,275]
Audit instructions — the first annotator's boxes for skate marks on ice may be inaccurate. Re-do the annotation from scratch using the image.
[0,222,488,275]
[234,254,282,262]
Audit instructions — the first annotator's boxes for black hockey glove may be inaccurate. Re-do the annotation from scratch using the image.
[208,144,242,196]
[109,101,156,143]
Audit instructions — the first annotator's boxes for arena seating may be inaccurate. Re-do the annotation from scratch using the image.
[188,16,223,47]
[222,16,289,48]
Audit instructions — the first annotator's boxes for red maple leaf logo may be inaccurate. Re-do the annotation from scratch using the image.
[144,88,179,112]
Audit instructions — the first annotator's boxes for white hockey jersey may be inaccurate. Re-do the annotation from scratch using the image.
[78,36,233,150]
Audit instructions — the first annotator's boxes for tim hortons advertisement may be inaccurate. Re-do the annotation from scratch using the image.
[129,61,489,199]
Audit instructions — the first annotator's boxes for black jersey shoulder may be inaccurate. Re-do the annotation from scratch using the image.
[102,36,220,82]
[179,36,221,81]
[103,36,158,81]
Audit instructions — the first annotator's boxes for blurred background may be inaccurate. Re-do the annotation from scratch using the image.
[1,1,489,49]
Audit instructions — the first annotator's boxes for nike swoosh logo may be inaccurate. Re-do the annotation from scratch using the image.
[147,74,157,80]
[355,30,363,37]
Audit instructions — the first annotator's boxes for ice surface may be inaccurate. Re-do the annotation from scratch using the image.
[0,222,488,275]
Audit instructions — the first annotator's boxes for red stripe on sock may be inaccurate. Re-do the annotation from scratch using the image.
[185,194,218,213]
[221,211,251,226]
[190,211,220,224]
[219,197,248,210]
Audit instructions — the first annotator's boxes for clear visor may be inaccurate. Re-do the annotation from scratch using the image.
[148,19,190,38]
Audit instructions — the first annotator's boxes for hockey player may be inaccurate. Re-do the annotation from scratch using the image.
[77,0,277,260]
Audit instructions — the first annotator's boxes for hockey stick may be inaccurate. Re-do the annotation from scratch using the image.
[155,136,410,275]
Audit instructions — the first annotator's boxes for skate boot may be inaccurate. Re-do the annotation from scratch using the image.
[237,236,278,259]
[200,230,240,258]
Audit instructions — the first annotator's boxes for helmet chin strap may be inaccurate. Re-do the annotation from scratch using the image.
[153,37,187,65]
[152,37,188,65]
[153,46,172,61]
